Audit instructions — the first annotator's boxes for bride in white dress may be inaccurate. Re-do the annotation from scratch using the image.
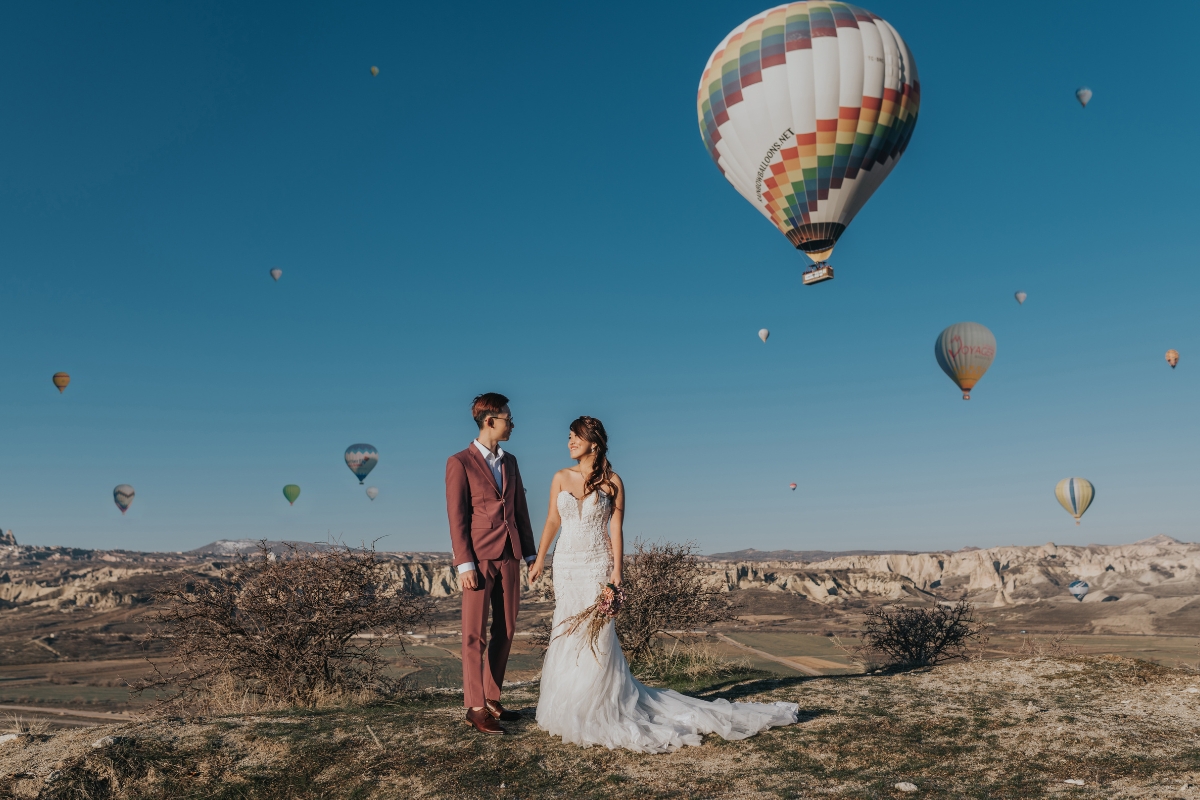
[528,416,798,753]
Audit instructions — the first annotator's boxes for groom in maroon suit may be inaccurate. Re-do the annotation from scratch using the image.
[445,392,536,734]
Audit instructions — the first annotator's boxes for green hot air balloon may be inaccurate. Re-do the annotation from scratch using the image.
[283,484,301,505]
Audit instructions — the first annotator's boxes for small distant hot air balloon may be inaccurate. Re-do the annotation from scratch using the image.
[1075,87,1092,108]
[788,483,797,491]
[345,444,378,484]
[366,487,379,501]
[282,484,301,505]
[935,323,996,400]
[1014,292,1027,305]
[269,268,282,281]
[113,484,135,514]
[52,373,71,393]
[1166,349,1179,369]
[1055,477,1094,525]
[370,66,379,77]
[758,329,769,343]
[1068,580,1089,601]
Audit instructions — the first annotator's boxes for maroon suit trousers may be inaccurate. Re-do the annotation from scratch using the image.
[461,544,520,709]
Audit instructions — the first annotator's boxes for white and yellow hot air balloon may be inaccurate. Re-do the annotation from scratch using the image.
[697,3,920,285]
[1055,477,1094,525]
[935,322,995,400]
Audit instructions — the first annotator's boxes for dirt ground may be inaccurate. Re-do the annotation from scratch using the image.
[0,654,1195,799]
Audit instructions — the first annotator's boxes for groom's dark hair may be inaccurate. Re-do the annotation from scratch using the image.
[472,392,510,428]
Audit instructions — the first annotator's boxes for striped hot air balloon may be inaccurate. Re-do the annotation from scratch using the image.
[344,444,378,484]
[1055,477,1094,525]
[52,373,70,393]
[1068,580,1089,601]
[697,3,919,282]
[1166,349,1179,369]
[934,322,996,400]
[283,485,301,505]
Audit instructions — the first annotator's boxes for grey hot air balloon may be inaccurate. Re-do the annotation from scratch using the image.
[113,484,135,514]
[1014,291,1027,305]
[269,268,282,281]
[366,487,379,501]
[758,328,769,343]
[1076,87,1092,108]
[934,322,996,400]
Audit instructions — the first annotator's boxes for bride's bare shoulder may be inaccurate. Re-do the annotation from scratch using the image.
[550,468,576,487]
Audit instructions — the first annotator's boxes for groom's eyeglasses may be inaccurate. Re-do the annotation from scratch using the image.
[489,416,514,427]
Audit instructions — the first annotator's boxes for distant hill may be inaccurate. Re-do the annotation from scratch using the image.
[706,547,917,562]
[187,539,452,562]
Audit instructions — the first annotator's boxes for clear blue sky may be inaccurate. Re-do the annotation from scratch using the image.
[1,1,1196,554]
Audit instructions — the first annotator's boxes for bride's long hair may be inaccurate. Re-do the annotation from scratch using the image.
[570,416,616,500]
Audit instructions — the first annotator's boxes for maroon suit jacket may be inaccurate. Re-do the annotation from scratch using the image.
[445,445,535,566]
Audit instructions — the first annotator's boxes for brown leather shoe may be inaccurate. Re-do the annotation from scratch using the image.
[485,699,521,721]
[466,707,505,734]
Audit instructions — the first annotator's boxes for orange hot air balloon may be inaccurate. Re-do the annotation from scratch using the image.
[52,373,70,393]
[789,483,797,491]
[1166,349,1179,369]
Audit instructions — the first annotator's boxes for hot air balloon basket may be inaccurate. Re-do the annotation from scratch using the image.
[801,264,834,285]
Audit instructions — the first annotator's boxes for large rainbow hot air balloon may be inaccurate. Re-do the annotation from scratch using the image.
[697,3,919,285]
[1055,477,1094,525]
[934,322,996,400]
[344,444,378,484]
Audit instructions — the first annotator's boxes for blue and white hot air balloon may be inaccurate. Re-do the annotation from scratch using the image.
[1068,580,1089,601]
[344,444,378,484]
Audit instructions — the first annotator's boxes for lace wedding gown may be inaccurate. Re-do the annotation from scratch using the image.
[536,490,799,753]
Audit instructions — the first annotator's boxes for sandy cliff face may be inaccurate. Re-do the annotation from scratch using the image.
[2,537,1195,628]
[802,535,1200,607]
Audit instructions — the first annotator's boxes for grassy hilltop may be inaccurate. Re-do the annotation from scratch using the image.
[1,654,1196,799]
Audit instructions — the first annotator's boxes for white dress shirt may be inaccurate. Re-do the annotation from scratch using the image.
[458,440,535,574]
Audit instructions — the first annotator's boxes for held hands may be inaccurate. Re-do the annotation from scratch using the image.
[528,558,545,583]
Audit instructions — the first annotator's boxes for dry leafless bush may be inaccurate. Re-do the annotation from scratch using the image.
[617,540,739,662]
[135,541,433,710]
[859,601,986,669]
[1016,631,1080,658]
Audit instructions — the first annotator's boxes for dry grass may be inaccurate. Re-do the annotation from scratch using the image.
[632,640,753,685]
[0,655,1196,799]
[2,714,50,736]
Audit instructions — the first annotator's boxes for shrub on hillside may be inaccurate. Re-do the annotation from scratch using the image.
[616,540,738,662]
[136,542,432,709]
[859,601,986,669]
